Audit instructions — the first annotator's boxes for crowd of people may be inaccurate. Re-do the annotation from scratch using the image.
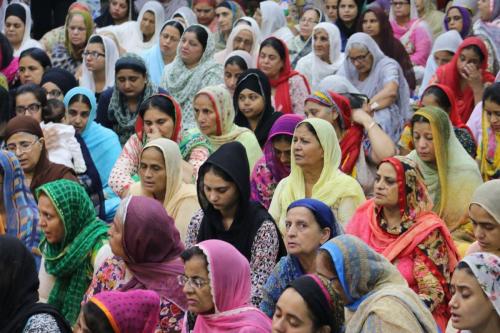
[0,0,499,332]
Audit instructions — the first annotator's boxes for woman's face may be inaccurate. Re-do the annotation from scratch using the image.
[373,162,399,208]
[348,47,373,76]
[215,6,233,33]
[139,147,167,199]
[140,11,156,39]
[338,0,358,24]
[237,88,265,121]
[84,42,106,72]
[15,92,43,122]
[293,124,324,170]
[313,28,330,62]
[160,25,181,58]
[285,206,330,257]
[253,8,262,27]
[182,255,215,314]
[412,121,436,163]
[484,99,500,133]
[446,8,464,32]
[224,63,245,95]
[362,11,380,37]
[233,29,254,53]
[67,100,91,134]
[108,214,126,258]
[42,82,64,101]
[194,3,216,26]
[272,137,292,168]
[414,0,424,12]
[203,169,239,213]
[272,288,316,333]
[116,69,147,99]
[315,251,350,304]
[258,45,284,80]
[38,194,64,244]
[180,31,205,67]
[433,50,454,67]
[304,101,337,125]
[5,15,25,46]
[478,0,492,21]
[68,14,87,47]
[457,48,482,78]
[449,268,498,331]
[143,107,175,139]
[194,94,218,136]
[392,0,411,19]
[299,10,319,39]
[19,56,45,85]
[469,204,500,254]
[109,0,128,21]
[325,0,338,21]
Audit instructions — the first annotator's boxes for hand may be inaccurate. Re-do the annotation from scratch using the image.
[351,104,373,128]
[461,63,482,86]
[146,126,162,142]
[43,127,60,150]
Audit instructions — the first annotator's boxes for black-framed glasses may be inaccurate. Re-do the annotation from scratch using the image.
[15,103,41,115]
[177,275,209,289]
[83,51,105,59]
[348,52,370,64]
[46,89,63,99]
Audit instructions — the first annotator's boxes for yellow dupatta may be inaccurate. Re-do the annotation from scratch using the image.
[478,109,500,180]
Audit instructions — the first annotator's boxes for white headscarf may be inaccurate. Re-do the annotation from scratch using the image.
[80,34,120,92]
[418,30,463,97]
[3,2,42,56]
[296,22,344,89]
[259,1,289,39]
[172,6,198,26]
[318,74,360,94]
[214,22,262,66]
[224,50,253,68]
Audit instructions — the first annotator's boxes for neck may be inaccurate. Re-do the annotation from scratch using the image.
[185,61,199,69]
[395,16,411,25]
[296,252,317,274]
[93,69,106,83]
[220,204,238,229]
[471,315,500,333]
[333,122,342,140]
[382,205,402,228]
[302,165,323,187]
[417,8,425,17]
[114,17,127,25]
[154,191,165,204]
[358,71,369,81]
[162,52,176,65]
[12,42,21,50]
[143,33,153,43]
[248,113,264,131]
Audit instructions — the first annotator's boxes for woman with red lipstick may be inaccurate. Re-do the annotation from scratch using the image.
[346,155,459,332]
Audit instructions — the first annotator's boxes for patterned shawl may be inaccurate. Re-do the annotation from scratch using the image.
[37,179,109,325]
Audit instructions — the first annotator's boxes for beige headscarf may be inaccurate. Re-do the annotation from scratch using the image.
[469,179,500,223]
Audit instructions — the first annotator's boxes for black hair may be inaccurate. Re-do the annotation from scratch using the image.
[185,25,209,51]
[44,99,66,123]
[462,45,485,64]
[88,35,104,45]
[483,82,500,105]
[138,95,176,121]
[68,93,92,110]
[15,83,48,108]
[225,55,249,71]
[82,301,115,333]
[162,20,185,36]
[271,133,293,144]
[180,246,208,265]
[0,32,14,70]
[296,122,321,143]
[411,114,430,126]
[19,48,52,69]
[260,37,286,61]
[203,163,234,183]
[423,85,452,113]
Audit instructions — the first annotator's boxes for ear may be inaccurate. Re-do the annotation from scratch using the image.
[320,227,331,245]
[318,325,332,333]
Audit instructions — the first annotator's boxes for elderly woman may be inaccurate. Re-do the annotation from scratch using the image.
[4,2,43,56]
[161,24,223,130]
[288,7,323,63]
[214,18,261,65]
[18,48,51,86]
[347,156,459,331]
[269,118,365,229]
[37,179,110,325]
[179,240,272,332]
[338,32,411,142]
[260,198,343,317]
[84,196,187,333]
[213,1,244,51]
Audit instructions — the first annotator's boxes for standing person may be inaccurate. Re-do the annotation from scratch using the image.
[3,2,43,57]
[30,0,74,40]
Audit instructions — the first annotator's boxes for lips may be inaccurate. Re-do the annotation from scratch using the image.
[450,313,461,322]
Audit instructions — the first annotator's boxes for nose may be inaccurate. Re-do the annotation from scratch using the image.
[183,282,194,294]
[208,191,218,203]
[279,153,288,165]
[449,293,458,309]
[271,317,285,332]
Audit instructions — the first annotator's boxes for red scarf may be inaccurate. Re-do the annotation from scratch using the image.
[435,37,495,122]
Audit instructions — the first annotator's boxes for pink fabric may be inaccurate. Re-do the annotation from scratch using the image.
[186,240,272,333]
[91,290,160,333]
[391,19,432,66]
[0,56,18,84]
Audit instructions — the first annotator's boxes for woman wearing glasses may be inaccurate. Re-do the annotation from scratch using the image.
[84,196,187,333]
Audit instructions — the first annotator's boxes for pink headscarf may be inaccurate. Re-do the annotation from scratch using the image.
[90,290,160,333]
[185,240,272,333]
[0,52,18,85]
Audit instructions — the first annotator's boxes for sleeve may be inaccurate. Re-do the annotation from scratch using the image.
[289,75,310,115]
[174,196,201,243]
[67,135,87,174]
[95,88,113,128]
[409,25,432,67]
[335,196,361,226]
[249,220,280,306]
[108,135,142,197]
[268,181,284,233]
[259,259,286,318]
[184,209,204,248]
[381,61,400,86]
[158,300,184,333]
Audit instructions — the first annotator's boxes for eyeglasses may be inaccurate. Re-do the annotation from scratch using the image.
[391,1,409,6]
[46,89,62,99]
[348,52,370,64]
[15,103,41,115]
[299,18,319,24]
[177,275,209,289]
[83,51,105,59]
[6,138,40,154]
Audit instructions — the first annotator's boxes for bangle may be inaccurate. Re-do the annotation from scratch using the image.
[367,122,377,131]
[370,102,380,111]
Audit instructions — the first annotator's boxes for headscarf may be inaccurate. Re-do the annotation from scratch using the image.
[408,106,483,231]
[318,74,360,94]
[418,30,463,97]
[0,235,72,333]
[288,274,344,333]
[186,240,272,333]
[320,235,438,332]
[40,68,79,96]
[197,141,285,261]
[214,1,245,51]
[336,0,365,50]
[80,34,120,93]
[258,37,311,114]
[4,116,77,193]
[95,0,137,28]
[478,90,500,181]
[0,150,39,255]
[469,179,500,223]
[269,118,365,230]
[108,53,159,144]
[339,32,411,141]
[473,0,500,62]
[234,69,282,147]
[289,6,325,67]
[224,49,253,69]
[172,7,198,26]
[214,20,262,66]
[435,37,495,122]
[421,84,468,130]
[287,198,343,236]
[118,196,187,310]
[418,0,445,38]
[64,87,121,187]
[444,5,472,38]
[4,2,42,57]
[36,179,109,325]
[296,22,344,89]
[63,6,94,60]
[259,1,288,38]
[0,33,19,84]
[134,1,165,51]
[89,290,160,333]
[161,24,223,129]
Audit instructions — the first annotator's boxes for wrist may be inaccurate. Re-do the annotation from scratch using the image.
[370,101,380,112]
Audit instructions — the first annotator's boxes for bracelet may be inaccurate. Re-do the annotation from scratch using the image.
[367,122,377,131]
[370,102,380,112]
